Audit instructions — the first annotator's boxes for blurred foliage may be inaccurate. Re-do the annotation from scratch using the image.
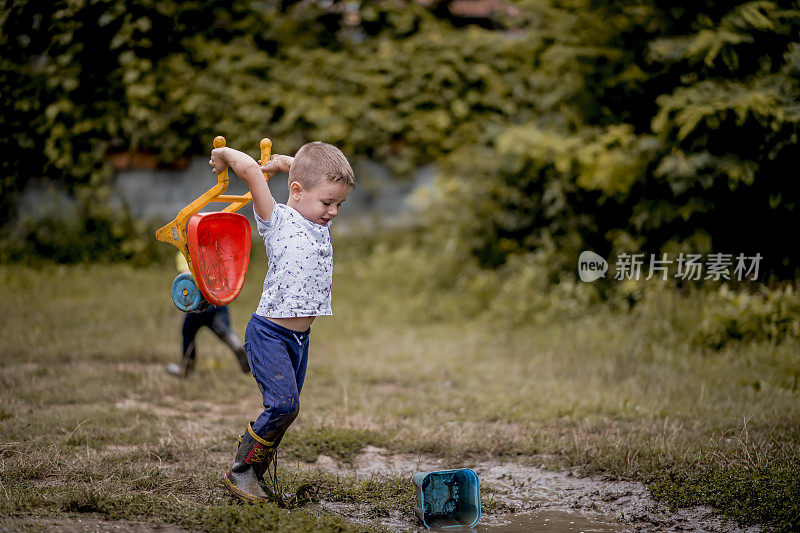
[0,195,167,265]
[350,229,800,348]
[419,0,800,283]
[1,0,543,261]
[695,284,800,348]
[2,0,800,290]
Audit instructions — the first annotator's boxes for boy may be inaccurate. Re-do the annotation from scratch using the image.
[208,141,355,502]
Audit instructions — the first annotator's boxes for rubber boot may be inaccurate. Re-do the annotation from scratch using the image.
[233,426,315,508]
[235,429,274,485]
[224,423,276,502]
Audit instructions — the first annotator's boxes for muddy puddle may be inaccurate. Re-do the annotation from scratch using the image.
[308,446,760,532]
[429,508,622,532]
[474,509,623,532]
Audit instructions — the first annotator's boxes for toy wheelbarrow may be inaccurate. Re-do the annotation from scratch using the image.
[156,136,271,312]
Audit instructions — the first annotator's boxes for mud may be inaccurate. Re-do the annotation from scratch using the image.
[307,446,761,533]
[0,517,189,532]
[475,509,622,532]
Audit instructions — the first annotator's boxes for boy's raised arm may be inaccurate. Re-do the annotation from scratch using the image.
[210,148,275,221]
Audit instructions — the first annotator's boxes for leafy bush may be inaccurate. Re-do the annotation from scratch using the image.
[419,0,800,280]
[0,2,546,261]
[5,0,800,292]
[0,181,167,264]
[487,250,599,325]
[695,284,800,348]
[351,240,492,322]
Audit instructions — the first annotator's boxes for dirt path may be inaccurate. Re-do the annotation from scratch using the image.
[0,517,190,532]
[305,446,761,532]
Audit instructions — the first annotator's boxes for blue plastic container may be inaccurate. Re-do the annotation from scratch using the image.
[413,468,481,529]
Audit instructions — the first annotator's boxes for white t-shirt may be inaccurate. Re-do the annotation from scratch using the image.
[254,203,333,318]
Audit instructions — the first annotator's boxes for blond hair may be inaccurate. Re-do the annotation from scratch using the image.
[289,141,356,190]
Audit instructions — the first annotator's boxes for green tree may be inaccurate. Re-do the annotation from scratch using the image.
[422,0,800,280]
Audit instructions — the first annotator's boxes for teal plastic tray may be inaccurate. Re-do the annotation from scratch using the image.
[413,468,481,529]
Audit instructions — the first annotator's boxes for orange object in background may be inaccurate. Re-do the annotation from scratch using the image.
[187,212,251,306]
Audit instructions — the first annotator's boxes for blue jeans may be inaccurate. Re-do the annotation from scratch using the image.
[244,313,309,441]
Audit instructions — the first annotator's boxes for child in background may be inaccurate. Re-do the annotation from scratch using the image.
[166,252,250,378]
[208,141,355,502]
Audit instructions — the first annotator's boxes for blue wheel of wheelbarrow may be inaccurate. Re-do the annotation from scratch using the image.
[171,273,210,313]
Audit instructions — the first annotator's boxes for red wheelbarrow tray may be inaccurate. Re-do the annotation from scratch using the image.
[187,211,251,306]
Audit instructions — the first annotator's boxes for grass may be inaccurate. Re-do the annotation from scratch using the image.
[1,245,799,530]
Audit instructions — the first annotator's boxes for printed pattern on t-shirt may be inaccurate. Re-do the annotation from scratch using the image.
[254,203,333,318]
